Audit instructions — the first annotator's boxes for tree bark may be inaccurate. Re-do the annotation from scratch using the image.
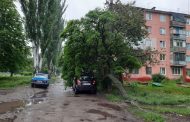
[10,72,13,77]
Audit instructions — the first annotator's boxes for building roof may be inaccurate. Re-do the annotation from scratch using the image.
[136,7,190,18]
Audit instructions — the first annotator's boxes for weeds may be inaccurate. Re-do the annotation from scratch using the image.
[0,76,31,89]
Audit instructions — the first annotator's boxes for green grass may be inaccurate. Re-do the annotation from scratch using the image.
[128,106,165,122]
[125,80,190,121]
[105,88,124,102]
[142,105,190,116]
[106,80,190,121]
[125,81,190,105]
[0,76,31,89]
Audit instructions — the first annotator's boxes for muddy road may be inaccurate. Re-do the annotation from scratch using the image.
[0,78,140,122]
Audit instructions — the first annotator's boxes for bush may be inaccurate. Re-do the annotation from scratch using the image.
[128,82,138,88]
[152,74,165,83]
[175,76,183,84]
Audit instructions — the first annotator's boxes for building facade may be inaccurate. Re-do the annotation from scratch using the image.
[127,7,190,81]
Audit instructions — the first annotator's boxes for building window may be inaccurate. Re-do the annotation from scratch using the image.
[160,67,166,75]
[147,26,152,33]
[174,53,186,61]
[187,18,190,25]
[146,67,152,74]
[130,69,139,74]
[176,41,183,47]
[174,40,185,47]
[146,12,152,20]
[186,30,190,37]
[160,41,166,48]
[160,28,166,35]
[172,67,181,75]
[187,69,190,76]
[160,54,166,61]
[160,15,166,22]
[187,43,190,50]
[186,56,190,62]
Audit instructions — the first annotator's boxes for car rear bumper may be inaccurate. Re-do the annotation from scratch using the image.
[75,85,96,91]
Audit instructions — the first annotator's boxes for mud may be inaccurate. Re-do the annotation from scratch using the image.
[0,78,141,122]
[26,90,48,106]
[0,90,13,95]
[167,113,190,122]
[87,109,116,118]
[0,115,17,122]
[97,102,121,111]
[0,100,24,114]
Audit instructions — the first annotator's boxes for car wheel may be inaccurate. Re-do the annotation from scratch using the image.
[31,84,34,88]
[91,89,97,94]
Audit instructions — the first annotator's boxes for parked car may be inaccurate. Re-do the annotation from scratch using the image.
[73,75,97,94]
[31,73,49,88]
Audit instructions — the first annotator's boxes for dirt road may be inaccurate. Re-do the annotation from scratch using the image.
[0,78,141,122]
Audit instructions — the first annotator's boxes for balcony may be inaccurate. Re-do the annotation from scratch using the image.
[171,35,186,40]
[171,60,186,66]
[171,47,186,52]
[170,21,186,28]
[170,29,186,35]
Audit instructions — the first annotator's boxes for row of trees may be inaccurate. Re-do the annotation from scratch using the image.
[0,0,29,76]
[59,1,150,87]
[0,0,67,76]
[19,0,67,75]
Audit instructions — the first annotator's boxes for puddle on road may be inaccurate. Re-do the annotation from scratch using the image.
[80,118,92,121]
[97,103,121,111]
[31,90,48,98]
[86,109,116,118]
[85,99,98,102]
[0,115,17,122]
[26,90,48,106]
[0,90,13,95]
[0,100,25,114]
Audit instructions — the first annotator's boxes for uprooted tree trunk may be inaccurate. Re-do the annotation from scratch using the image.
[104,74,128,99]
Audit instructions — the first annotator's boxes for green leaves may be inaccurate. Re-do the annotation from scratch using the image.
[20,0,67,73]
[0,0,29,75]
[60,5,147,86]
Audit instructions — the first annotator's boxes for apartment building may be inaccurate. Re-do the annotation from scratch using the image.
[127,7,190,81]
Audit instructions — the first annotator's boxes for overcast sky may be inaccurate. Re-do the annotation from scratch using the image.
[15,0,190,20]
[65,0,190,20]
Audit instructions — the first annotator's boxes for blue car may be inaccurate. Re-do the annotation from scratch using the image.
[31,73,49,88]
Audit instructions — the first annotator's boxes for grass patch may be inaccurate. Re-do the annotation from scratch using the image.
[124,80,190,121]
[105,88,124,102]
[125,81,190,105]
[128,106,165,122]
[142,105,190,116]
[0,76,31,89]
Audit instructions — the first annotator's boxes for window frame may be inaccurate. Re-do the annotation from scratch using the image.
[160,67,166,75]
[160,54,166,61]
[160,40,166,48]
[187,18,190,25]
[172,67,181,75]
[146,12,152,20]
[160,28,166,35]
[146,67,152,75]
[160,14,166,22]
[147,26,152,33]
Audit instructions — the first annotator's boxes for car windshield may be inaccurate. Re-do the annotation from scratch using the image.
[35,73,48,78]
[80,76,93,81]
